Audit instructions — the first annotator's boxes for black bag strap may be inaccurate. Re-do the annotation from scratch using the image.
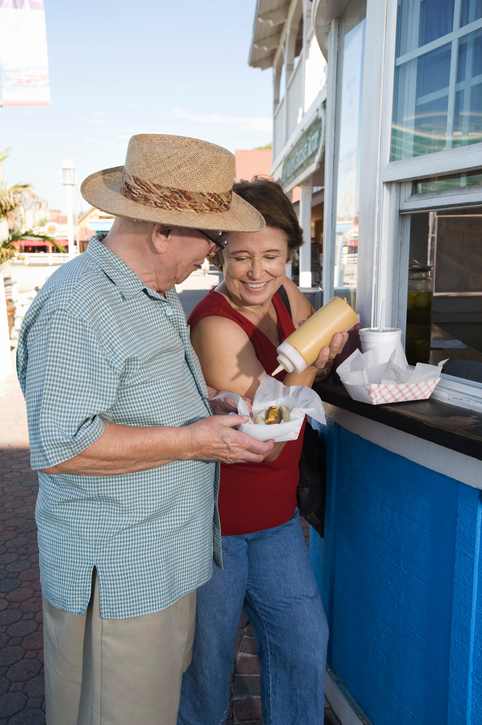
[277,285,292,319]
[277,286,326,537]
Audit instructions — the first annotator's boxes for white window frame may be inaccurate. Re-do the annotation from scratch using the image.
[321,17,340,305]
[358,0,482,412]
[379,1,482,184]
[391,9,482,160]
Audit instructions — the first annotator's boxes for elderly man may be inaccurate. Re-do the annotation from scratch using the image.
[17,134,274,725]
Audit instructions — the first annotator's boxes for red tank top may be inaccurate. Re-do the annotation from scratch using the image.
[188,289,305,535]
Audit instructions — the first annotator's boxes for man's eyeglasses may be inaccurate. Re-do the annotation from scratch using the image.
[196,230,228,250]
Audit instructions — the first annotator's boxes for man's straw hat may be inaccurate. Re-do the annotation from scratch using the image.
[81,134,265,232]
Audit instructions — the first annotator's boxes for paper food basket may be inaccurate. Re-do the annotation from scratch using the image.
[336,342,446,406]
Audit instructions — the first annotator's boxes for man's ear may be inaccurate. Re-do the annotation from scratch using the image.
[151,224,171,252]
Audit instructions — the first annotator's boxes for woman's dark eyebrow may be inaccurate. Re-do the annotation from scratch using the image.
[228,249,283,254]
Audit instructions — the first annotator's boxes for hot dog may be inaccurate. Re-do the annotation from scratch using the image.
[253,405,291,425]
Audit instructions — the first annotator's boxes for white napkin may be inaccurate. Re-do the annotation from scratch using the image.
[336,340,447,387]
[214,374,326,442]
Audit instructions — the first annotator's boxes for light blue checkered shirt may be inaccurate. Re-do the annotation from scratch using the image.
[17,236,222,619]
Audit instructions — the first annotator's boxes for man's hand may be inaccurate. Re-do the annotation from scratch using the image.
[188,414,273,464]
[38,414,274,477]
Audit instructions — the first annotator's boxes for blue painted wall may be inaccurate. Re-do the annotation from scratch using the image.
[311,419,482,725]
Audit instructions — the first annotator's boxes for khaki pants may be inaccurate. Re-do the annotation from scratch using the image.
[42,571,196,725]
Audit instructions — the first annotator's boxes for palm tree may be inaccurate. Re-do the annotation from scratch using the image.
[0,149,60,265]
[0,229,65,266]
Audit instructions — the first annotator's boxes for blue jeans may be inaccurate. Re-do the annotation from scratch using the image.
[177,511,328,725]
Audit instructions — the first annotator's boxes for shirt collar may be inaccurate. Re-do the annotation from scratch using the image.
[86,234,167,301]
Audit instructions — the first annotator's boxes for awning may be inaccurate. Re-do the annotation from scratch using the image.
[12,239,60,247]
[249,1,290,70]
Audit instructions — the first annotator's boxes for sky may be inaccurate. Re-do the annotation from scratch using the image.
[0,0,273,215]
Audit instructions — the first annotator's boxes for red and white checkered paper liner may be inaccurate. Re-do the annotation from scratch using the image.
[364,379,439,405]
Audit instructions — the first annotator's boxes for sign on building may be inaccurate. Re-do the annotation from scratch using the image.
[281,118,323,188]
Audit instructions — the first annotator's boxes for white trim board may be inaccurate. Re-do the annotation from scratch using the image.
[324,404,482,490]
[325,671,370,725]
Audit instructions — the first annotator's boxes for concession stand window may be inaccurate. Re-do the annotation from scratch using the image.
[406,207,482,374]
[399,171,482,386]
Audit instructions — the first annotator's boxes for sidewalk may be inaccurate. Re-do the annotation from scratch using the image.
[0,345,44,724]
[0,267,340,724]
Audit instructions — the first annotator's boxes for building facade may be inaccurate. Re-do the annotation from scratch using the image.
[313,2,482,723]
[251,2,482,724]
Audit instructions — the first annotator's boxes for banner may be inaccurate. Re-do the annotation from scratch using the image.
[0,0,50,106]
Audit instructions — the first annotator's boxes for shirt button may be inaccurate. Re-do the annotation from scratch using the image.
[165,306,173,316]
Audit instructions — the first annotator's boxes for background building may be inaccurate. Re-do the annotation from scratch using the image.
[235,147,273,182]
[249,0,328,291]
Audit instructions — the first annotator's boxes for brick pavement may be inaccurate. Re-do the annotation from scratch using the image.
[0,336,340,724]
[0,347,45,724]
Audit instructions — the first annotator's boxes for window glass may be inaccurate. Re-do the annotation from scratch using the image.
[454,28,482,146]
[333,18,366,299]
[405,206,482,382]
[396,0,455,56]
[460,0,482,27]
[391,0,482,160]
[413,168,482,192]
[419,0,455,47]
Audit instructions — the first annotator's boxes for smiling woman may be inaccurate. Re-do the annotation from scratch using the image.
[177,178,348,725]
[220,226,289,308]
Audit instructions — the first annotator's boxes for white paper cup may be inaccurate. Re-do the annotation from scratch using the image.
[358,327,402,355]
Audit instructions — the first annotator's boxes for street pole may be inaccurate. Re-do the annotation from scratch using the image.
[0,103,9,241]
[60,160,76,259]
[66,183,74,260]
[0,102,13,382]
[0,273,12,381]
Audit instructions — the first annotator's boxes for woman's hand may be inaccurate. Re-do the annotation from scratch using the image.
[308,331,349,381]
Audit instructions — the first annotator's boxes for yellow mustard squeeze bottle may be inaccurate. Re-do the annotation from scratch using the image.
[272,296,357,375]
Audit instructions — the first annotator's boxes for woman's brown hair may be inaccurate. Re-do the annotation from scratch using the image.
[212,177,304,270]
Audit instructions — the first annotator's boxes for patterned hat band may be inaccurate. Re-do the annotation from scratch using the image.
[120,169,232,214]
